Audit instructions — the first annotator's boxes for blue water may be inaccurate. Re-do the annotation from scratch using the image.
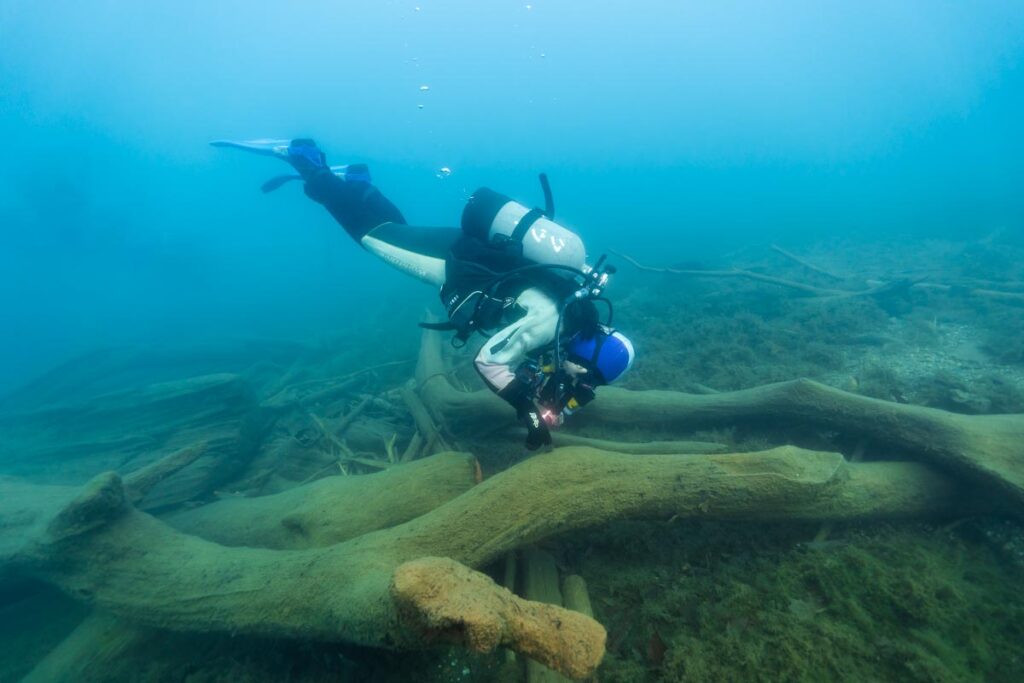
[2,0,1022,393]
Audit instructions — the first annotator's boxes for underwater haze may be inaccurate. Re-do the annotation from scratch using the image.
[2,0,1023,391]
[3,2,1024,682]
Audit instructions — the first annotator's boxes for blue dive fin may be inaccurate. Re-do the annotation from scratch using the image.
[209,139,291,158]
[212,139,367,191]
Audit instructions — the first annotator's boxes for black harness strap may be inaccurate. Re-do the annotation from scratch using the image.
[509,207,546,244]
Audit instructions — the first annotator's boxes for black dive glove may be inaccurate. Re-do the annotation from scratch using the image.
[499,377,552,451]
[520,404,553,451]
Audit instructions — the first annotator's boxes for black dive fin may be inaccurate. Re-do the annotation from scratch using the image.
[261,174,303,193]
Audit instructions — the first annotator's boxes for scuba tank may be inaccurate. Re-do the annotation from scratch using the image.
[423,175,608,347]
[461,186,586,272]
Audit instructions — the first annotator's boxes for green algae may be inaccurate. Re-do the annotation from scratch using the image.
[562,519,1024,682]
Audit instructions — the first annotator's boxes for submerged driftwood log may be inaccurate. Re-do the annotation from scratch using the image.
[165,451,479,548]
[615,249,1024,306]
[415,326,1024,507]
[21,453,479,682]
[1,442,971,679]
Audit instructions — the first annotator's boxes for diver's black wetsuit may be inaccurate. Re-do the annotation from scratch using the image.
[301,167,575,336]
[303,170,407,240]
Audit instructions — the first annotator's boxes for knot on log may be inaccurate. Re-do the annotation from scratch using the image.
[391,557,606,680]
[46,472,128,542]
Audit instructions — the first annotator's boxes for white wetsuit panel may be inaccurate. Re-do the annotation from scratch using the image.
[475,288,559,393]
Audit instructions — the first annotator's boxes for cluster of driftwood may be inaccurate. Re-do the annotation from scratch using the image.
[2,326,1022,680]
[615,244,1024,306]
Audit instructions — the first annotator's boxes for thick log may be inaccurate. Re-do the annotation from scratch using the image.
[416,327,1024,507]
[521,548,572,682]
[18,453,479,682]
[562,576,594,619]
[0,442,210,566]
[165,452,479,549]
[581,381,1024,506]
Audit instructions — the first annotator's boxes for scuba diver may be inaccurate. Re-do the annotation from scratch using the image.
[212,138,635,450]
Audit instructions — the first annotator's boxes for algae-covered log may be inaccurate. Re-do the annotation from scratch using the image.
[584,382,1024,506]
[416,326,1024,507]
[165,451,479,548]
[6,470,604,678]
[392,557,605,681]
[0,444,207,568]
[2,445,971,680]
[19,453,480,683]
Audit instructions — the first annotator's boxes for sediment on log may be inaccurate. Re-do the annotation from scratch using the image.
[165,452,478,549]
[415,326,1024,507]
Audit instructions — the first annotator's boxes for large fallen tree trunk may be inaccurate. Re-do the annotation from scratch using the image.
[3,444,973,679]
[20,452,480,682]
[583,383,1024,505]
[416,327,1024,507]
[164,451,479,548]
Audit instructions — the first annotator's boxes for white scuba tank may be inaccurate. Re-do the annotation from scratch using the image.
[461,187,586,271]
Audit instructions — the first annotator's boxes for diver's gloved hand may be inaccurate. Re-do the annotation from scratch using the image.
[498,377,552,451]
[522,406,553,451]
